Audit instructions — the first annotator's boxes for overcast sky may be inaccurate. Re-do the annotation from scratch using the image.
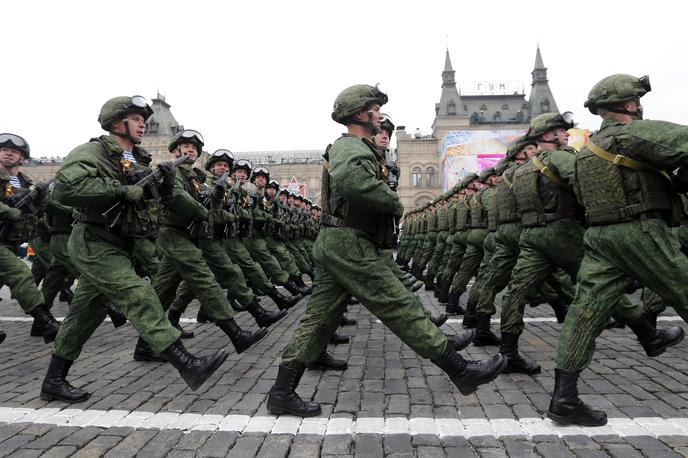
[3,0,684,158]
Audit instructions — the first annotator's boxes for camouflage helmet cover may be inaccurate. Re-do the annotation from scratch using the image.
[584,74,651,114]
[526,112,574,140]
[461,172,479,187]
[478,167,496,183]
[98,95,153,131]
[506,136,537,159]
[331,84,388,124]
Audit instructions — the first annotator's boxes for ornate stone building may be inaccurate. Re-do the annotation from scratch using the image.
[396,46,559,210]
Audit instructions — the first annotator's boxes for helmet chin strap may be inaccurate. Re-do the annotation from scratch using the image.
[350,110,380,135]
[112,119,142,145]
[603,105,643,120]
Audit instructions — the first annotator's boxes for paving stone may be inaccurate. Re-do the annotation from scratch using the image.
[197,431,239,457]
[256,434,293,458]
[72,435,122,457]
[227,435,265,457]
[354,434,383,457]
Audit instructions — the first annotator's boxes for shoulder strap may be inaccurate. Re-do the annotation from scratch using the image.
[587,140,672,182]
[531,155,561,185]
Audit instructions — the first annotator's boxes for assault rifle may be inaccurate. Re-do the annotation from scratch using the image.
[221,179,243,238]
[0,176,54,231]
[101,155,188,230]
[187,170,231,234]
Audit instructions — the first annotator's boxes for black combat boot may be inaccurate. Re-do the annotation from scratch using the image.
[285,278,310,296]
[267,287,301,310]
[168,309,194,339]
[30,306,60,344]
[329,332,350,344]
[446,291,466,315]
[306,351,348,371]
[292,276,312,295]
[162,339,228,391]
[548,299,568,324]
[134,336,167,362]
[436,280,449,304]
[500,332,541,374]
[424,274,435,291]
[447,330,475,351]
[196,308,214,323]
[41,355,91,403]
[461,297,477,326]
[59,286,74,304]
[106,303,127,328]
[217,318,268,354]
[547,368,607,426]
[340,315,357,326]
[227,291,246,312]
[0,329,5,345]
[627,316,685,357]
[643,310,660,328]
[267,364,322,416]
[430,313,449,328]
[432,345,507,395]
[411,281,424,293]
[473,314,501,347]
[246,297,287,328]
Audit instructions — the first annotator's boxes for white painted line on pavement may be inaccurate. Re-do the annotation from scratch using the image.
[376,316,684,325]
[0,406,687,438]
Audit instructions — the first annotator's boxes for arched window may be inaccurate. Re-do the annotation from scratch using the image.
[541,98,550,112]
[412,167,422,187]
[501,104,509,110]
[447,102,456,115]
[493,111,502,122]
[426,167,436,187]
[480,104,488,111]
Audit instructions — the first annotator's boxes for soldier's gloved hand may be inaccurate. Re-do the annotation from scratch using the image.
[119,185,144,202]
[5,207,23,221]
[158,161,176,177]
[34,182,50,194]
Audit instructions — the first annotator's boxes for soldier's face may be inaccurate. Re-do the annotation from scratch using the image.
[254,176,267,187]
[375,130,390,149]
[113,113,146,141]
[554,128,569,146]
[0,147,22,168]
[354,103,382,129]
[487,175,498,186]
[211,161,229,176]
[234,169,248,182]
[516,144,538,162]
[266,187,277,198]
[278,193,287,203]
[311,209,317,217]
[288,196,295,205]
[178,143,199,161]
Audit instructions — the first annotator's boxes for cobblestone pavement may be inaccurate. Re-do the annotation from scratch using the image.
[2,282,688,457]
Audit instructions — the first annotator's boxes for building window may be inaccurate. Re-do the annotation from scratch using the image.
[447,102,456,115]
[412,167,422,187]
[480,104,488,111]
[426,167,436,187]
[463,105,468,111]
[501,104,509,110]
[493,111,502,122]
[541,98,550,112]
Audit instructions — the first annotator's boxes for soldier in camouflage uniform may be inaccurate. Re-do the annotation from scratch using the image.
[29,218,53,286]
[550,75,687,427]
[266,84,506,417]
[0,133,59,343]
[42,97,227,403]
[150,131,270,359]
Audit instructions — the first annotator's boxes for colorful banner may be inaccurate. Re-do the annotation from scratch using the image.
[440,129,526,191]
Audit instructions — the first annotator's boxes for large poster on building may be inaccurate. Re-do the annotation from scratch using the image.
[440,129,526,191]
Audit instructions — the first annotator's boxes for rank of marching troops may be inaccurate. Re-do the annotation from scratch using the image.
[2,72,688,428]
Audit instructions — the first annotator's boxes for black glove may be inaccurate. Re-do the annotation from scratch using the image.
[34,182,50,194]
[158,161,176,177]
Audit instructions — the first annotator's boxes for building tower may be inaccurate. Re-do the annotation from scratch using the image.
[528,46,559,118]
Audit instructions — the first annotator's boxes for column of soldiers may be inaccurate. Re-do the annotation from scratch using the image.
[1,74,687,429]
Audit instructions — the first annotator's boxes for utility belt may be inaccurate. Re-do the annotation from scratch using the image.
[585,207,667,226]
[520,211,577,227]
[467,221,489,229]
[498,212,521,224]
[321,212,396,249]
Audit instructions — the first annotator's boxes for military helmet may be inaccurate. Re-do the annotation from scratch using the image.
[313,204,320,210]
[527,112,574,140]
[232,159,252,174]
[0,133,31,159]
[205,148,234,171]
[267,179,280,190]
[331,84,388,124]
[380,113,395,136]
[168,129,204,153]
[478,167,496,183]
[461,172,479,187]
[278,186,290,195]
[584,74,651,114]
[494,157,511,176]
[98,95,153,131]
[249,165,270,183]
[506,136,537,159]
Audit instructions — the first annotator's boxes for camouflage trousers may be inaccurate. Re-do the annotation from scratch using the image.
[225,237,275,293]
[501,219,642,336]
[265,235,301,277]
[284,239,311,274]
[410,234,426,267]
[417,232,437,269]
[640,226,688,316]
[282,227,447,368]
[41,233,78,307]
[465,231,496,306]
[0,242,45,314]
[170,237,256,314]
[30,237,53,286]
[558,218,688,371]
[133,237,160,279]
[396,234,413,264]
[153,228,234,322]
[427,231,449,277]
[450,228,488,296]
[438,231,469,285]
[243,235,291,285]
[54,224,179,360]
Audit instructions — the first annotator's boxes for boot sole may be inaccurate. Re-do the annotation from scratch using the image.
[134,355,168,362]
[472,340,501,347]
[546,411,607,427]
[502,365,541,375]
[186,351,229,391]
[646,330,685,357]
[457,356,508,396]
[267,402,322,417]
[40,392,90,403]
[306,364,348,371]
